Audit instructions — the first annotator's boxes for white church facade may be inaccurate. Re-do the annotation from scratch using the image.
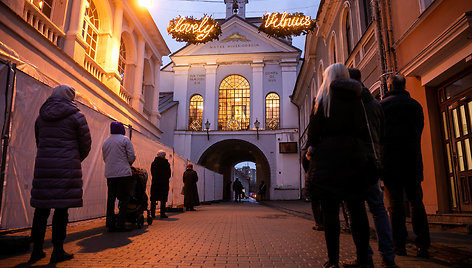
[160,0,302,200]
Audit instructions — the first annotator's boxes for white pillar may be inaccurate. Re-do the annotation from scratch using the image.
[204,64,218,130]
[63,0,84,56]
[107,2,123,73]
[251,62,264,129]
[151,59,162,126]
[281,61,299,129]
[132,36,145,111]
[174,65,190,130]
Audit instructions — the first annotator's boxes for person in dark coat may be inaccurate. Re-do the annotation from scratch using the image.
[347,68,396,268]
[183,164,200,211]
[150,150,171,219]
[233,178,243,202]
[257,180,267,201]
[30,85,91,263]
[380,74,430,258]
[307,63,371,268]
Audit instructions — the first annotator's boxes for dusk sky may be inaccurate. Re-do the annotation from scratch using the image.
[148,0,320,65]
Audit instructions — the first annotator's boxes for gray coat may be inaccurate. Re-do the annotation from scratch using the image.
[31,93,91,208]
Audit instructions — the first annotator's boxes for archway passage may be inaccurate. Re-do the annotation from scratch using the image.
[198,139,270,201]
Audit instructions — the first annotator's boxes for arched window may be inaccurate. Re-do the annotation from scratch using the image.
[265,93,280,130]
[218,75,250,130]
[189,94,204,131]
[345,10,352,54]
[32,0,53,17]
[360,0,373,33]
[82,0,99,59]
[118,38,126,85]
[330,35,337,64]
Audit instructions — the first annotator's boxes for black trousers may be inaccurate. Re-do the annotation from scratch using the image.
[150,200,166,217]
[321,199,369,265]
[384,180,430,250]
[31,208,68,250]
[311,199,323,227]
[106,176,132,228]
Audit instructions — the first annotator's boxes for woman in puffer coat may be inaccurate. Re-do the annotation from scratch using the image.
[307,63,370,268]
[150,150,171,219]
[29,85,91,264]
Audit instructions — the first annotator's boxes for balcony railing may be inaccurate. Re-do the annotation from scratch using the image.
[83,54,105,82]
[119,85,132,104]
[23,1,65,46]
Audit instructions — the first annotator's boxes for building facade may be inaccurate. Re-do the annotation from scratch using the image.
[293,0,472,224]
[0,0,170,139]
[160,0,302,201]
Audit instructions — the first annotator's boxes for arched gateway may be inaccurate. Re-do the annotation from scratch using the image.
[198,139,270,201]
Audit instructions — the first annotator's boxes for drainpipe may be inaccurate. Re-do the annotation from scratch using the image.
[371,0,388,99]
[384,0,398,72]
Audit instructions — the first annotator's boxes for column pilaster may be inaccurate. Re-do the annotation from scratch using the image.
[251,61,264,129]
[204,64,218,130]
[174,65,190,130]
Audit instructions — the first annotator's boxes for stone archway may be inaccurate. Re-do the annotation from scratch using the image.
[198,139,270,201]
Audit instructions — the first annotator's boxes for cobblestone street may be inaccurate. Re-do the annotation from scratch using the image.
[0,202,456,267]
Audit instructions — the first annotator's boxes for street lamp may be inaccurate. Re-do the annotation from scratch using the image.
[254,119,260,140]
[205,120,211,140]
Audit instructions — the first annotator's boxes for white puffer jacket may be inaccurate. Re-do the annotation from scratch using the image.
[102,134,136,178]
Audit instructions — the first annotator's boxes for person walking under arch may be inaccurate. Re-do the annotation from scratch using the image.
[150,150,171,219]
[183,164,200,211]
[380,74,430,258]
[233,178,243,202]
[29,85,91,263]
[307,63,371,268]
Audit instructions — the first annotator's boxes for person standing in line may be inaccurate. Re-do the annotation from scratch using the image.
[307,63,371,268]
[102,121,136,232]
[29,85,91,263]
[150,150,171,219]
[258,180,267,201]
[345,68,397,268]
[233,178,243,202]
[183,164,200,211]
[380,74,430,258]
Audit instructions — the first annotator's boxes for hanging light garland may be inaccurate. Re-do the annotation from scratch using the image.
[259,12,316,39]
[167,15,222,44]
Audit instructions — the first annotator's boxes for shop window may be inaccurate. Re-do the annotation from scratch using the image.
[265,93,280,130]
[189,95,204,131]
[81,0,99,59]
[218,75,250,130]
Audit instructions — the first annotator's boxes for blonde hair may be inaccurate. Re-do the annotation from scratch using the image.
[314,63,350,118]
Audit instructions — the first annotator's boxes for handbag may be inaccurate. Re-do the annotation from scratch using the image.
[361,102,383,185]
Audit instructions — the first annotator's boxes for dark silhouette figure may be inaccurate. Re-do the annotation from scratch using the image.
[150,150,171,219]
[347,68,396,268]
[307,63,371,268]
[258,180,267,201]
[380,74,430,258]
[233,178,243,202]
[30,85,91,263]
[183,164,200,211]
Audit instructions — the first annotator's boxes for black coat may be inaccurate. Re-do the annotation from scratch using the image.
[150,157,171,202]
[380,89,424,184]
[31,97,91,208]
[307,78,370,201]
[183,169,200,207]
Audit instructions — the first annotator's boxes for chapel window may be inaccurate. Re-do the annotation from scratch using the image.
[345,10,352,54]
[265,93,280,130]
[218,75,250,130]
[81,0,99,59]
[189,94,204,131]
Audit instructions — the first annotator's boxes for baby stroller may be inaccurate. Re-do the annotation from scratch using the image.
[122,167,153,228]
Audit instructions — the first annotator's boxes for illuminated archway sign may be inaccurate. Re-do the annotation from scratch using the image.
[167,16,222,44]
[259,12,316,39]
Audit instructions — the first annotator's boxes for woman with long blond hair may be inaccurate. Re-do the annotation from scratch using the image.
[307,63,371,268]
